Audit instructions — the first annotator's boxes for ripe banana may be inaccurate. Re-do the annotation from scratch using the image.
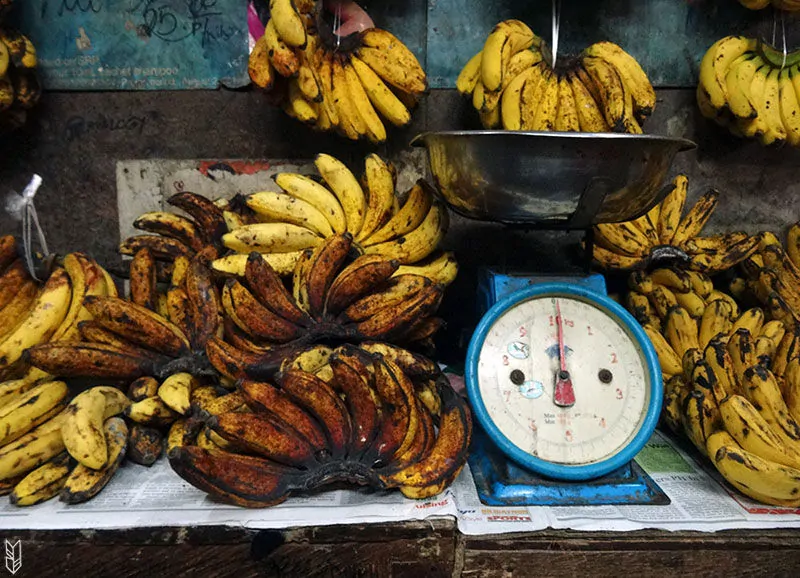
[61,417,128,504]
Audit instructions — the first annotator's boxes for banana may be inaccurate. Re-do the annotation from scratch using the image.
[358,155,396,242]
[723,52,760,120]
[329,351,382,456]
[127,425,163,466]
[500,64,540,130]
[269,0,306,48]
[222,222,321,254]
[761,320,786,345]
[128,376,160,402]
[732,308,765,336]
[27,341,161,380]
[649,268,692,293]
[273,173,347,236]
[364,181,433,246]
[61,386,129,470]
[680,389,714,455]
[133,211,205,252]
[330,55,364,140]
[759,67,788,146]
[344,61,386,143]
[585,41,656,120]
[0,268,71,369]
[718,394,800,469]
[626,291,659,329]
[683,348,704,384]
[705,338,743,399]
[190,385,222,413]
[241,252,310,329]
[60,417,127,504]
[0,280,38,342]
[594,222,650,257]
[456,51,482,95]
[129,248,157,311]
[166,192,227,245]
[675,290,706,318]
[699,36,755,112]
[119,235,192,261]
[356,45,426,95]
[581,57,626,130]
[280,369,352,458]
[648,284,679,319]
[315,154,366,235]
[168,445,294,508]
[359,29,427,93]
[785,359,800,423]
[247,191,333,237]
[292,248,314,314]
[158,372,196,415]
[305,234,353,319]
[743,365,800,454]
[0,236,17,273]
[699,299,734,349]
[755,335,777,365]
[353,284,443,341]
[530,71,559,131]
[707,430,800,505]
[0,380,68,447]
[706,290,740,321]
[665,306,700,359]
[0,411,67,481]
[684,232,748,254]
[643,324,682,376]
[671,190,719,247]
[239,379,327,453]
[591,244,643,270]
[248,33,275,90]
[364,201,448,265]
[728,328,756,381]
[480,20,536,92]
[282,345,333,374]
[341,274,432,323]
[483,49,541,114]
[520,66,552,130]
[351,55,411,128]
[125,396,179,428]
[567,69,610,132]
[787,223,800,268]
[285,77,318,124]
[212,252,301,278]
[774,326,800,378]
[735,63,770,138]
[9,452,71,506]
[325,255,400,317]
[211,411,315,467]
[393,252,458,287]
[223,279,303,343]
[658,175,688,245]
[84,296,189,357]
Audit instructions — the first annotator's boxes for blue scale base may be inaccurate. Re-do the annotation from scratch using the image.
[468,269,670,507]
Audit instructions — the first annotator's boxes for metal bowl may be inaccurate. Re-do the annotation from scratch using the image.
[410,131,696,228]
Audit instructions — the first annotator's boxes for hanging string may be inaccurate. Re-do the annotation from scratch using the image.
[781,9,787,70]
[4,174,49,282]
[551,0,562,68]
[333,3,343,51]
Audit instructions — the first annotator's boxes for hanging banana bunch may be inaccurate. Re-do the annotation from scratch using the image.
[0,23,41,130]
[456,19,655,132]
[248,0,425,142]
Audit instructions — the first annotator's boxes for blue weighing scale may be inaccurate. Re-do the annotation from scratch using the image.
[465,269,669,506]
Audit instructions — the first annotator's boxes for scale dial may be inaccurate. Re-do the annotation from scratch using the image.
[467,283,662,481]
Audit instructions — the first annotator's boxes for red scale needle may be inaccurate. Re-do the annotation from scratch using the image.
[554,300,576,408]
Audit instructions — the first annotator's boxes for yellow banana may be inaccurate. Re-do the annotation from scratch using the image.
[364,201,448,265]
[665,306,700,358]
[158,372,197,415]
[10,452,71,507]
[481,20,536,92]
[456,51,482,95]
[698,36,756,112]
[0,380,68,447]
[567,69,609,132]
[274,172,347,235]
[394,252,459,287]
[699,299,734,349]
[351,55,411,128]
[315,154,366,236]
[643,325,682,376]
[222,223,321,254]
[269,0,306,48]
[247,191,334,237]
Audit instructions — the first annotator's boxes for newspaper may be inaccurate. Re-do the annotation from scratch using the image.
[1,430,799,534]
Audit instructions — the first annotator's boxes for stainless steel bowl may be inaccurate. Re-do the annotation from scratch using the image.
[410,131,696,228]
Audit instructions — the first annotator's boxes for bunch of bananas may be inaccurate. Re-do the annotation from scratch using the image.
[25,249,222,385]
[248,0,425,142]
[168,344,472,506]
[208,233,447,382]
[0,239,117,383]
[739,0,800,11]
[214,153,455,280]
[456,20,655,132]
[698,36,800,146]
[0,25,40,130]
[592,174,761,272]
[660,312,800,506]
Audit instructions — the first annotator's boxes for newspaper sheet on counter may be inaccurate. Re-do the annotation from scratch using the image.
[1,430,799,535]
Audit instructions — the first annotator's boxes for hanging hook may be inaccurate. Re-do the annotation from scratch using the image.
[551,0,562,68]
[4,174,51,282]
[781,9,787,70]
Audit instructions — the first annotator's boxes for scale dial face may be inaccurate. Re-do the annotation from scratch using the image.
[472,289,655,472]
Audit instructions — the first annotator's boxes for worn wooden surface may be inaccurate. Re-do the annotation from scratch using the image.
[6,523,800,577]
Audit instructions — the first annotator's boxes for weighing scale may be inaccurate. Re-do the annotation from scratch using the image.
[411,131,696,507]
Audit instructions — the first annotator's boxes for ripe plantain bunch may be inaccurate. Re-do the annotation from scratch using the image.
[248,0,425,142]
[698,36,800,147]
[592,174,762,272]
[456,20,655,132]
[168,344,472,507]
[214,153,457,285]
[739,0,800,11]
[122,191,228,282]
[207,233,447,382]
[25,247,223,388]
[658,305,800,506]
[0,24,41,131]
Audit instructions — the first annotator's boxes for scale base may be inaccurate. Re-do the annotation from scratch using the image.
[468,430,670,507]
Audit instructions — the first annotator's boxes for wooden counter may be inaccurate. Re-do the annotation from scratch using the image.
[10,521,800,577]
